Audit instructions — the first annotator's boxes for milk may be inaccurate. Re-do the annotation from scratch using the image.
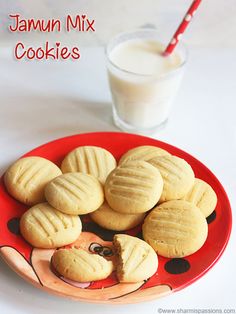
[107,38,185,131]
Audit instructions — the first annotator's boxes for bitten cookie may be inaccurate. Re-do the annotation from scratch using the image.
[4,157,62,205]
[90,202,145,231]
[45,172,104,215]
[105,160,163,214]
[20,203,81,248]
[119,145,170,165]
[61,146,117,184]
[52,248,114,282]
[142,200,208,258]
[113,234,158,283]
[149,155,195,202]
[182,178,217,217]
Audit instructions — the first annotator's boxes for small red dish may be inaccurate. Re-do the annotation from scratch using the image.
[0,132,232,304]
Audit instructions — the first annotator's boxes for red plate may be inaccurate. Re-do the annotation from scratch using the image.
[0,132,232,304]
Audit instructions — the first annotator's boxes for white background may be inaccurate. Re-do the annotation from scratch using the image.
[0,0,236,313]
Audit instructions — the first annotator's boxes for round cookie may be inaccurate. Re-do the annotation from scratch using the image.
[113,234,158,283]
[119,145,170,165]
[45,172,104,215]
[182,178,217,217]
[52,248,114,282]
[142,200,208,258]
[105,160,163,214]
[149,155,195,202]
[90,202,145,231]
[61,146,117,184]
[4,156,62,205]
[20,203,81,249]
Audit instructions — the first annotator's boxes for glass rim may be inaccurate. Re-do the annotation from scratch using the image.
[106,28,188,79]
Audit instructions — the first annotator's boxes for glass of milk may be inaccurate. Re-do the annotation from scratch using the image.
[106,29,187,134]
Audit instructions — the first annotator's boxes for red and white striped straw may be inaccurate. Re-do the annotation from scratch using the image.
[163,0,202,56]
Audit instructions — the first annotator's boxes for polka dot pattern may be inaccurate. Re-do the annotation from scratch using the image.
[177,34,183,41]
[164,0,202,55]
[165,258,190,274]
[206,210,216,224]
[185,14,192,22]
[7,217,20,235]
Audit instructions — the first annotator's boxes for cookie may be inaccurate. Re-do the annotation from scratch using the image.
[61,146,117,185]
[4,156,62,205]
[113,234,158,282]
[149,155,195,202]
[20,203,81,248]
[142,200,208,258]
[119,145,170,165]
[182,178,217,217]
[105,160,163,214]
[90,202,145,231]
[52,248,114,282]
[45,172,104,215]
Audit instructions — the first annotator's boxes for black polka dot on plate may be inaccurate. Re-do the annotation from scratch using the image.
[135,230,144,240]
[7,217,20,235]
[206,210,216,224]
[164,258,190,274]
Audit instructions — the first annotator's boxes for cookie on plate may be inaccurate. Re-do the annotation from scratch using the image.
[20,203,81,248]
[113,234,158,283]
[119,145,170,165]
[45,172,104,215]
[149,155,195,202]
[52,248,114,282]
[4,156,62,205]
[90,202,145,231]
[61,146,117,185]
[182,178,217,217]
[142,200,208,258]
[105,160,163,214]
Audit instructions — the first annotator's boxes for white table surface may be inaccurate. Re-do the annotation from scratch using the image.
[0,45,235,313]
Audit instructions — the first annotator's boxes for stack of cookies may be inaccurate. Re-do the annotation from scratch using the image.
[4,144,217,284]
